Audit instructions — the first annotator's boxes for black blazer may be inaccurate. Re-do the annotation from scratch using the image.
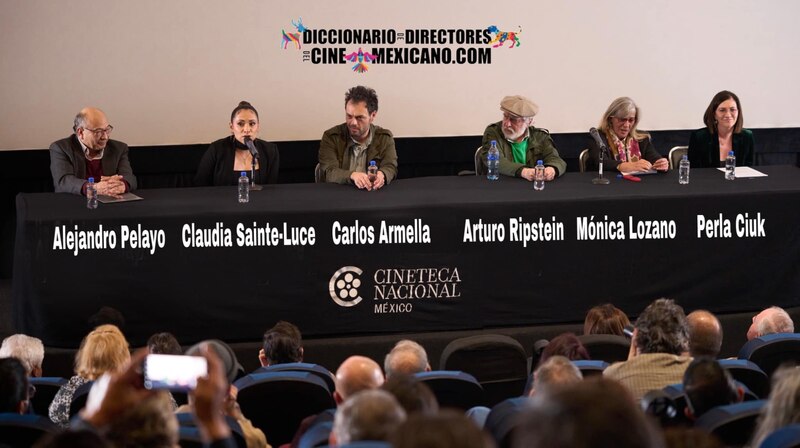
[688,128,755,168]
[194,136,279,186]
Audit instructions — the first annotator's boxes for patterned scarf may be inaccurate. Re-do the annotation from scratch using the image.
[605,130,641,162]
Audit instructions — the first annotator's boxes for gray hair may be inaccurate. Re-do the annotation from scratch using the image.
[598,96,650,141]
[533,355,583,396]
[0,334,44,376]
[333,389,406,445]
[759,306,795,336]
[73,110,88,132]
[384,340,429,378]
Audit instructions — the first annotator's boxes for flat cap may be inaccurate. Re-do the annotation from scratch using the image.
[500,95,539,118]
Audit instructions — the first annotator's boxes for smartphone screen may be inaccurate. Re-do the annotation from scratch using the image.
[144,354,208,391]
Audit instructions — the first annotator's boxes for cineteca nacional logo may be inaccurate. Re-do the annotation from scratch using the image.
[329,266,364,307]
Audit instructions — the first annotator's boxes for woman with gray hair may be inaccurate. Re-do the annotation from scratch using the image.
[588,97,669,173]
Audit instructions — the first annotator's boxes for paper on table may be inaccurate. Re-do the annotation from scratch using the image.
[716,167,768,178]
[620,169,657,176]
[98,192,144,203]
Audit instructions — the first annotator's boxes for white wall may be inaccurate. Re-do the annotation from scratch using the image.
[1,0,799,149]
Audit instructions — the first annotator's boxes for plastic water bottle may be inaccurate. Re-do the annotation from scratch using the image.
[367,160,378,184]
[678,155,690,185]
[487,140,500,181]
[533,160,545,190]
[86,177,98,209]
[238,172,250,203]
[725,151,736,180]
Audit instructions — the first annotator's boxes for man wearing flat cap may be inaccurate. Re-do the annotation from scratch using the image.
[481,95,566,181]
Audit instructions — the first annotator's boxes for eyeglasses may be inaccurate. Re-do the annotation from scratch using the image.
[502,113,528,125]
[83,125,114,136]
[613,117,636,124]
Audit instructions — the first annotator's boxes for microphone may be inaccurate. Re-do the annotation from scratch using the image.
[243,136,258,158]
[589,127,607,152]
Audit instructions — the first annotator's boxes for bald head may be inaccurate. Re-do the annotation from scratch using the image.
[687,310,723,358]
[335,355,385,402]
[747,306,794,341]
[74,107,111,152]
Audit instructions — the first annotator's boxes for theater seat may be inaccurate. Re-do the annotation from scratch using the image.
[415,371,485,411]
[694,400,766,447]
[440,335,528,406]
[571,360,609,377]
[234,371,335,446]
[759,423,800,448]
[175,413,247,448]
[68,380,94,418]
[719,358,770,398]
[28,377,66,416]
[739,333,800,378]
[577,334,630,363]
[253,362,336,393]
[298,421,333,448]
[0,413,59,447]
[484,396,528,448]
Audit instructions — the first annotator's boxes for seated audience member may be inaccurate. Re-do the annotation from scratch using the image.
[383,339,431,379]
[751,367,800,447]
[529,355,583,398]
[584,304,631,336]
[391,410,493,448]
[682,358,742,420]
[747,306,794,341]
[480,95,566,181]
[181,339,266,448]
[195,101,279,186]
[49,107,136,196]
[686,310,723,358]
[380,373,438,416]
[146,332,182,355]
[49,324,131,427]
[87,306,126,332]
[77,347,238,447]
[0,357,31,414]
[0,333,44,377]
[688,90,754,168]
[329,389,406,447]
[538,333,590,366]
[587,97,669,173]
[104,392,178,448]
[514,378,663,448]
[603,298,692,400]
[334,355,385,405]
[318,86,397,190]
[259,321,303,367]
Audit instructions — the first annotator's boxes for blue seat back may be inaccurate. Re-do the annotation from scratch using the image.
[254,362,336,393]
[759,423,800,448]
[28,377,66,416]
[298,421,333,448]
[719,358,770,398]
[0,413,59,447]
[571,360,609,377]
[695,399,766,447]
[68,380,94,418]
[739,333,800,378]
[484,397,529,448]
[415,370,485,411]
[233,371,335,447]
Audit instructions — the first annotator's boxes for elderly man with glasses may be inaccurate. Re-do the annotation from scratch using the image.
[50,107,137,196]
[480,95,566,181]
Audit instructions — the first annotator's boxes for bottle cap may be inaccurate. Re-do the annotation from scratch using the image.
[490,140,497,145]
[88,177,95,183]
[369,160,376,166]
[682,155,688,160]
[537,160,543,165]
[240,171,247,177]
[729,151,734,156]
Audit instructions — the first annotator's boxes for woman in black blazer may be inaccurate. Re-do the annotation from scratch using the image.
[195,101,279,186]
[688,91,754,168]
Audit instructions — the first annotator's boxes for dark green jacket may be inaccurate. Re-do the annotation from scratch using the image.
[318,124,398,184]
[688,128,755,168]
[481,122,566,177]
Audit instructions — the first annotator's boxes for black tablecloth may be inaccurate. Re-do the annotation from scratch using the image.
[13,166,800,347]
